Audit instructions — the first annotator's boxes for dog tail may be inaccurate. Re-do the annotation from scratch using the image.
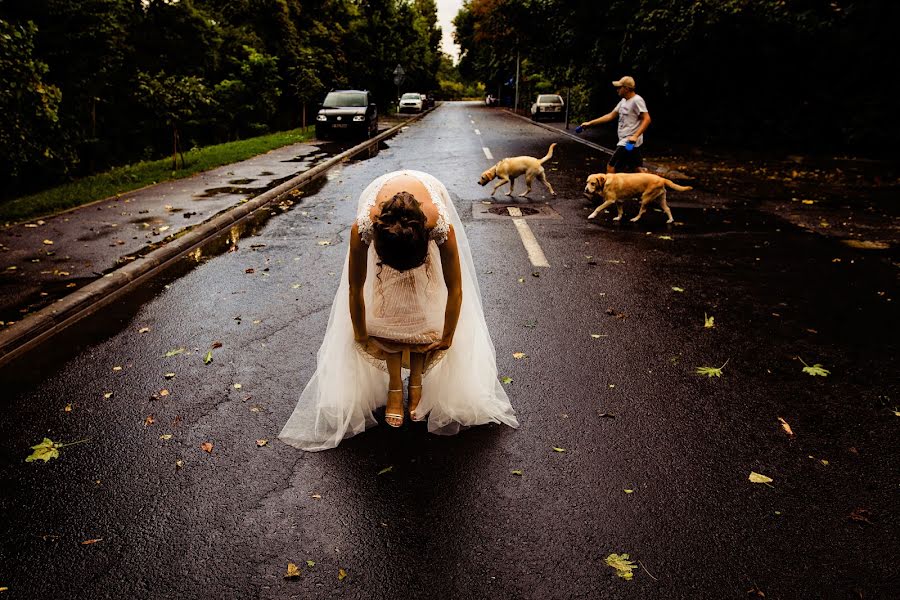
[539,143,557,164]
[664,178,693,192]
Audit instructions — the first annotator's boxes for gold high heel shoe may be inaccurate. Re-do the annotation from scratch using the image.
[385,389,404,428]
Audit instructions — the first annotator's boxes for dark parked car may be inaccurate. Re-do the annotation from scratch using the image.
[315,89,378,140]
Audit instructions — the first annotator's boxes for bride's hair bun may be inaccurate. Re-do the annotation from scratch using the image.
[373,191,429,271]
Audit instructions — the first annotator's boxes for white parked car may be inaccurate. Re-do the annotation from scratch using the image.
[530,94,564,122]
[398,92,424,113]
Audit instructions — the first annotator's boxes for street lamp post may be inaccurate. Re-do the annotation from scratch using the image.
[393,64,405,102]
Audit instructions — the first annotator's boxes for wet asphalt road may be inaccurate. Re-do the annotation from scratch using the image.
[0,102,898,599]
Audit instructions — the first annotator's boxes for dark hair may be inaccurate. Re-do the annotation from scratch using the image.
[372,191,429,271]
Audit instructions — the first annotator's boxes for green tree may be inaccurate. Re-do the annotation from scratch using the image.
[137,71,212,169]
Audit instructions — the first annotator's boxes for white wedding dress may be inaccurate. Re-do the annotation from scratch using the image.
[279,170,519,451]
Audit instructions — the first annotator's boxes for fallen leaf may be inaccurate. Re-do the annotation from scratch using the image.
[233,383,242,389]
[377,466,393,476]
[175,459,185,469]
[256,439,268,447]
[245,268,255,274]
[158,225,170,232]
[200,442,213,453]
[25,438,60,462]
[696,360,729,377]
[159,389,169,397]
[211,341,223,349]
[748,471,774,487]
[204,350,213,365]
[624,489,634,494]
[311,494,322,499]
[798,357,830,377]
[517,277,525,283]
[511,469,523,476]
[317,240,331,246]
[103,392,113,399]
[42,239,54,245]
[138,327,150,334]
[291,283,301,289]
[112,366,123,372]
[284,563,301,579]
[144,415,155,426]
[820,459,829,466]
[164,348,185,357]
[658,235,673,240]
[605,553,637,580]
[81,538,103,545]
[338,569,347,581]
[306,560,316,567]
[64,403,74,412]
[704,313,715,328]
[552,446,566,453]
[159,434,173,440]
[164,373,176,379]
[597,412,615,418]
[512,352,527,359]
[849,507,873,525]
[672,286,685,292]
[500,376,513,385]
[777,417,794,436]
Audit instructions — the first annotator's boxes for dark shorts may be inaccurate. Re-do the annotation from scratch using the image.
[608,145,643,172]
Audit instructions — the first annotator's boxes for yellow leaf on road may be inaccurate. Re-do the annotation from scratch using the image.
[256,439,268,447]
[42,239,54,245]
[159,434,173,440]
[777,417,794,436]
[81,538,103,545]
[605,553,636,580]
[338,569,347,581]
[749,471,774,487]
[284,563,301,579]
[512,352,527,359]
[200,442,213,453]
[25,438,59,463]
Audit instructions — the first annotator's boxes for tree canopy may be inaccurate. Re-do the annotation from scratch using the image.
[0,0,445,196]
[454,0,896,152]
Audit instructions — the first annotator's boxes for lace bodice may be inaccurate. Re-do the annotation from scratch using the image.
[356,170,450,245]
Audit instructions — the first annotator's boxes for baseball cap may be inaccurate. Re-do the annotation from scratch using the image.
[612,76,636,89]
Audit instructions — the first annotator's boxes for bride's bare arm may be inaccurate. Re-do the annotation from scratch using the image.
[434,224,462,350]
[348,222,368,342]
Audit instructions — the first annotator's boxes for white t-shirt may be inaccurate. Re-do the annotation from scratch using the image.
[615,94,648,147]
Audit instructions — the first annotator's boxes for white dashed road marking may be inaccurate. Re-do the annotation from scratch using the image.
[507,207,550,268]
[482,147,493,160]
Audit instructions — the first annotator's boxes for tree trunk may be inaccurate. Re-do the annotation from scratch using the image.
[172,125,178,170]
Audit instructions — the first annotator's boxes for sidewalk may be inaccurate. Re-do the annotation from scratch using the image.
[0,115,411,329]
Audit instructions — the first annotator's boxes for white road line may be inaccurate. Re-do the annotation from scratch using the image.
[474,129,481,135]
[507,207,550,268]
[482,147,493,160]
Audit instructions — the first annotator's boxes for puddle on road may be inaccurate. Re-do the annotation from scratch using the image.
[228,178,257,185]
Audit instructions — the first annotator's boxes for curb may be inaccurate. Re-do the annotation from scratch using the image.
[503,109,694,183]
[0,109,433,369]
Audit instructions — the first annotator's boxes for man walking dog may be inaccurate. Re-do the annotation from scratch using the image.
[579,76,650,173]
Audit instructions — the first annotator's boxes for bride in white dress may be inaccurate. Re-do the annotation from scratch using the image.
[279,170,519,451]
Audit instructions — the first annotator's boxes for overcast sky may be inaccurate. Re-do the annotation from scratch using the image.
[436,0,463,62]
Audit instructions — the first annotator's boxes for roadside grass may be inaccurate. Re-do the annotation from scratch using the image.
[0,127,314,224]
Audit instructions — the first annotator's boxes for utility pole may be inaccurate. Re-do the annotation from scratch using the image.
[514,50,520,113]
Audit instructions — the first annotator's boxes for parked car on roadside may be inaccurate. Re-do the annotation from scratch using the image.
[315,89,378,140]
[398,92,424,113]
[530,94,564,122]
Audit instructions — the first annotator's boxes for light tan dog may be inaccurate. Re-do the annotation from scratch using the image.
[583,172,692,223]
[478,143,557,197]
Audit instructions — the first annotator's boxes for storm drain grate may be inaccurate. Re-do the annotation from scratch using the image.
[472,202,561,220]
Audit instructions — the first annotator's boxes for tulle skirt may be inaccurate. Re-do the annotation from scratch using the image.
[278,170,519,451]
